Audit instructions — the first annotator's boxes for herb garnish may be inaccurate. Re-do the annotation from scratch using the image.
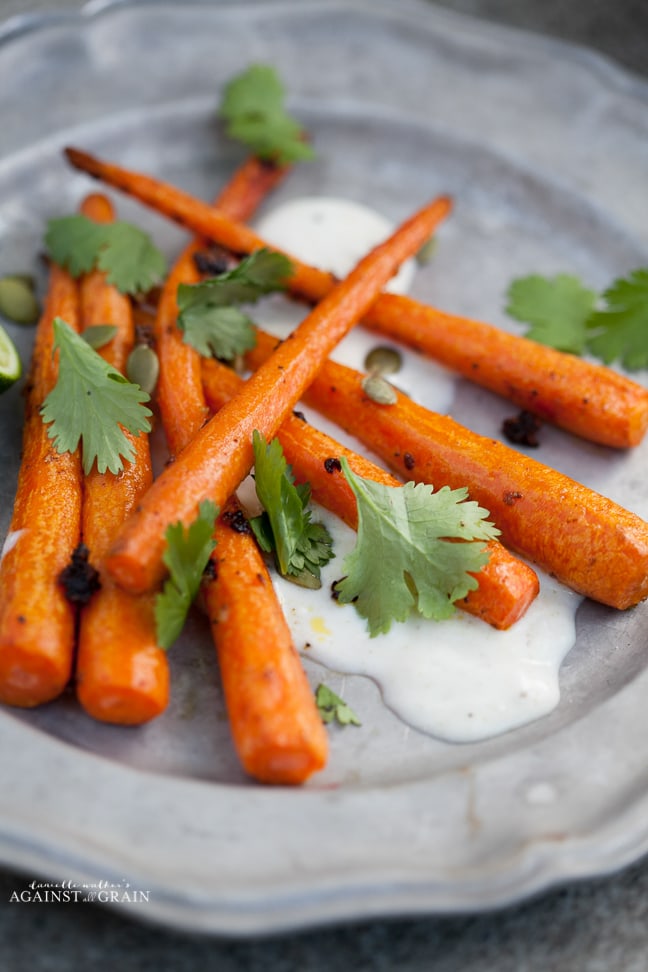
[315,684,361,727]
[45,214,166,295]
[334,458,498,636]
[506,268,648,369]
[506,274,597,355]
[219,64,315,164]
[41,317,152,475]
[177,248,293,361]
[154,500,218,650]
[249,431,335,588]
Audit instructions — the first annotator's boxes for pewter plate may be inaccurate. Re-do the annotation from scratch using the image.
[1,0,648,935]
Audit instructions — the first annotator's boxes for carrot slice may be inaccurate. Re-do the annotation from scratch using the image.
[255,340,648,610]
[203,496,329,784]
[104,196,447,594]
[74,193,168,725]
[63,146,648,448]
[0,266,82,706]
[202,355,539,630]
[154,155,291,456]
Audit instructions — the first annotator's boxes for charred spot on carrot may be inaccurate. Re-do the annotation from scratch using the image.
[58,544,101,605]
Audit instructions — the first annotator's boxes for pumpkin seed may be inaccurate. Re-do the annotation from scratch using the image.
[416,237,437,266]
[0,275,39,325]
[127,344,159,394]
[364,345,402,376]
[361,374,397,405]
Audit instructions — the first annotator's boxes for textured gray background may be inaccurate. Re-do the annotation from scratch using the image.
[1,1,647,969]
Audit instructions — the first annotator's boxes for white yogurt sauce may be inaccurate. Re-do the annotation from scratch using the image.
[251,196,582,743]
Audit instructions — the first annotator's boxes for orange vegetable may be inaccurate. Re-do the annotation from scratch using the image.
[154,155,291,456]
[203,496,329,784]
[0,266,82,706]
[104,195,447,594]
[202,354,539,630]
[75,192,168,725]
[258,341,648,610]
[63,145,648,448]
[363,294,648,449]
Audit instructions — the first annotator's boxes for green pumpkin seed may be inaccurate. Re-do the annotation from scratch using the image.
[127,344,159,395]
[361,374,397,405]
[364,345,402,376]
[0,275,40,325]
[416,238,437,266]
[282,566,322,590]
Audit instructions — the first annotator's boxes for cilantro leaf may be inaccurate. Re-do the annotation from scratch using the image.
[219,64,315,164]
[45,214,166,295]
[249,431,334,586]
[45,216,106,277]
[586,269,648,370]
[81,324,118,349]
[334,458,498,636]
[315,684,361,727]
[177,249,293,361]
[506,273,598,354]
[178,305,257,360]
[95,221,167,295]
[155,500,218,650]
[41,317,152,475]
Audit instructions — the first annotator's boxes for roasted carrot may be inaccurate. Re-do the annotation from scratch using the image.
[104,197,446,594]
[203,496,328,784]
[252,343,648,610]
[154,155,291,456]
[64,146,648,449]
[202,355,539,630]
[157,157,326,777]
[74,192,169,725]
[363,294,648,449]
[212,154,292,224]
[0,265,82,706]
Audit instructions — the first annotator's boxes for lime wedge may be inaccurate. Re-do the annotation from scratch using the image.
[0,324,22,392]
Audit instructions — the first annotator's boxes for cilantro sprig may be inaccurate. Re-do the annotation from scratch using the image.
[41,317,152,475]
[506,268,648,370]
[154,500,218,650]
[177,248,293,361]
[219,64,315,164]
[334,458,498,636]
[249,431,334,588]
[506,274,597,355]
[587,270,648,370]
[45,214,166,295]
[315,684,361,727]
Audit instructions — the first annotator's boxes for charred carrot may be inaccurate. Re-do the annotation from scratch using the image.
[203,496,329,784]
[202,356,539,630]
[64,146,648,448]
[270,347,648,610]
[74,193,169,725]
[212,154,292,224]
[104,197,445,594]
[154,155,291,456]
[163,160,326,778]
[0,266,82,706]
[153,247,208,456]
[363,294,648,449]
